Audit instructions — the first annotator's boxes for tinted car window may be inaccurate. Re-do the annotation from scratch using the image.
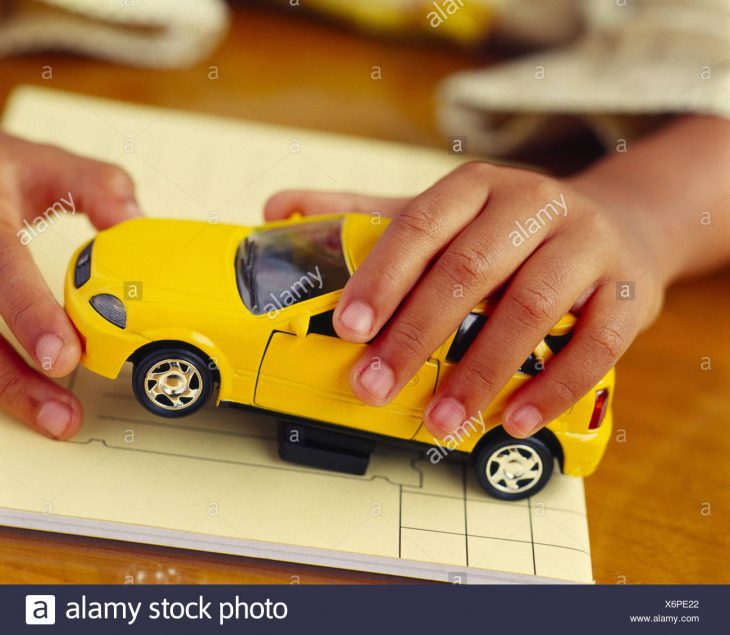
[545,332,572,354]
[236,219,350,315]
[446,312,547,376]
[446,313,487,362]
[518,353,544,376]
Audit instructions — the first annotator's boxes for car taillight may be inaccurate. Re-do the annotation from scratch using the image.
[588,388,609,430]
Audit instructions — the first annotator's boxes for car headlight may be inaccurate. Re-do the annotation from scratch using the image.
[74,240,93,288]
[90,294,126,329]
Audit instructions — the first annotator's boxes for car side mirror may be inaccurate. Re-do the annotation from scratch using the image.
[288,313,310,338]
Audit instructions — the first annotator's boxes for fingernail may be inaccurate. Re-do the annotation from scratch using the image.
[357,358,394,401]
[506,405,542,437]
[427,397,466,436]
[36,400,72,438]
[339,300,374,337]
[35,334,64,373]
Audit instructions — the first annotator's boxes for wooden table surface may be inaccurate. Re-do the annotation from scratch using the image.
[0,5,728,585]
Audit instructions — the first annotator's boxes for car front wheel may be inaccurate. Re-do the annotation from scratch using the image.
[473,435,554,501]
[132,348,213,418]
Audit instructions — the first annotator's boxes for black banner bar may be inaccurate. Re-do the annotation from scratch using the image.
[8,584,726,634]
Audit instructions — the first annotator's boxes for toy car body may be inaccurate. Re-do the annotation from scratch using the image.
[65,214,614,500]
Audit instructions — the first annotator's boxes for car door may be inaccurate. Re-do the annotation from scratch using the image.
[254,308,438,440]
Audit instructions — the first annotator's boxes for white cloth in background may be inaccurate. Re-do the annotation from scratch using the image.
[0,0,229,69]
[438,0,730,156]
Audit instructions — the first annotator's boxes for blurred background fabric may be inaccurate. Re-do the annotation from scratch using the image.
[0,0,229,68]
[439,0,730,155]
[0,0,728,157]
[0,0,584,62]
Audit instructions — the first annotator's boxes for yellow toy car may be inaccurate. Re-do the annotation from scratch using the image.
[65,214,614,500]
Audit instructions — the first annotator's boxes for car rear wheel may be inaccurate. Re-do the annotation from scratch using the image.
[473,435,553,501]
[132,348,213,418]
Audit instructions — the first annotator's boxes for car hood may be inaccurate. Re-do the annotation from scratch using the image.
[90,214,388,308]
[92,218,248,307]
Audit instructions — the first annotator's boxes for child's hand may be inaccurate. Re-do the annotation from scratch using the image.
[265,161,671,439]
[0,132,142,439]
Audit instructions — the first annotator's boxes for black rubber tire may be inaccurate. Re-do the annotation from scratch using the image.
[473,435,554,501]
[132,347,213,418]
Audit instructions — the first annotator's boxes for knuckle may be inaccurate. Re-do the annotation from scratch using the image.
[365,258,406,293]
[388,318,431,359]
[393,205,444,244]
[440,244,491,286]
[0,241,22,273]
[0,270,40,330]
[8,295,36,329]
[458,160,494,180]
[579,207,613,239]
[506,281,559,328]
[0,371,23,407]
[528,175,561,202]
[549,376,580,405]
[0,249,48,332]
[586,323,626,362]
[461,358,498,396]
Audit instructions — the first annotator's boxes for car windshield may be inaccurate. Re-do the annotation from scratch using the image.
[235,218,350,315]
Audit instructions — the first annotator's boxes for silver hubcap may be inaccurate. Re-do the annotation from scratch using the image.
[486,444,543,494]
[144,358,203,411]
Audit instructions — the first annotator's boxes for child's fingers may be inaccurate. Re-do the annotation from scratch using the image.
[334,162,492,344]
[0,204,81,377]
[5,135,142,229]
[263,190,408,221]
[501,284,637,437]
[344,167,572,407]
[423,242,601,438]
[66,159,142,230]
[346,189,553,407]
[0,337,83,440]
